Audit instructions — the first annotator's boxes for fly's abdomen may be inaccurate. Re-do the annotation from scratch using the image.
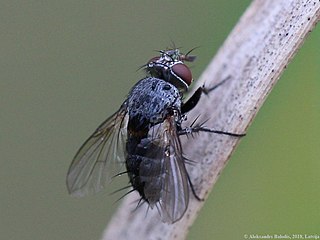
[126,136,165,205]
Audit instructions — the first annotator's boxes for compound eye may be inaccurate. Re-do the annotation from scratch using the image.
[172,63,193,86]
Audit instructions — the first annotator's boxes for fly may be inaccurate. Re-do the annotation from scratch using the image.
[66,48,245,223]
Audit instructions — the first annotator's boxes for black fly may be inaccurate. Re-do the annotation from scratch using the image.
[66,48,245,223]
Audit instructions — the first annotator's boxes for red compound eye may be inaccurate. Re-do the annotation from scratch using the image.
[171,63,193,86]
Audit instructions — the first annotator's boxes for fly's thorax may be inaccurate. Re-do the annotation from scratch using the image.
[127,77,182,129]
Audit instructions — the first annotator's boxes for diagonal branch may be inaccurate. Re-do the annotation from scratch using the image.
[102,0,320,239]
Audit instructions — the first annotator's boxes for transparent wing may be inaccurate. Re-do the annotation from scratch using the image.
[147,116,189,223]
[66,103,128,197]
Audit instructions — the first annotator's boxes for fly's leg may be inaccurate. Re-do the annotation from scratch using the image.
[179,125,246,137]
[179,121,245,202]
[180,75,244,202]
[181,87,202,114]
[186,171,203,201]
[180,75,244,137]
[181,76,231,114]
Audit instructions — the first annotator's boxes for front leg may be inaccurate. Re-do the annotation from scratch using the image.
[181,87,203,114]
[181,76,231,114]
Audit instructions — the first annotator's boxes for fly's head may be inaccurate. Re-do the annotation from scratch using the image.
[146,48,196,92]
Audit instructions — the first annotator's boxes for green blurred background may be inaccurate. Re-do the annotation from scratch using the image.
[1,1,319,239]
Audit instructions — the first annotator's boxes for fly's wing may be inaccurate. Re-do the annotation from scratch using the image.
[66,103,128,197]
[148,115,189,223]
